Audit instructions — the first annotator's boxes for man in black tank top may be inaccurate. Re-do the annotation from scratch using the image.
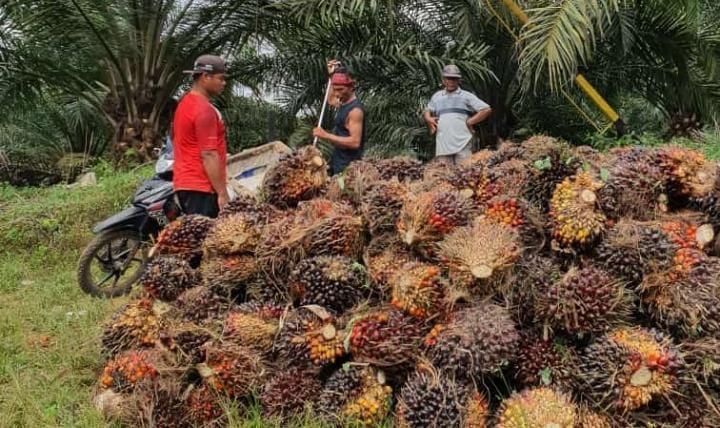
[312,62,366,174]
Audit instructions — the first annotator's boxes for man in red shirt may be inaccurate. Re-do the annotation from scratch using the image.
[171,54,229,218]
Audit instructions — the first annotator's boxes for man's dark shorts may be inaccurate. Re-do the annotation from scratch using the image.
[170,190,219,218]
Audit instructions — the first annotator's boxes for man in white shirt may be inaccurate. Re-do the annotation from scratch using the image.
[423,65,492,164]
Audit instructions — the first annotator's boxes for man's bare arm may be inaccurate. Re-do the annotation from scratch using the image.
[201,150,229,207]
[314,108,363,149]
[467,107,492,126]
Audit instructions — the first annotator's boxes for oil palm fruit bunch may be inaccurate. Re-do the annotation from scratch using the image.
[422,159,459,189]
[691,172,720,227]
[425,303,519,379]
[578,327,681,412]
[397,187,475,255]
[549,171,606,248]
[437,217,522,290]
[639,258,720,336]
[317,365,392,426]
[575,406,613,428]
[485,159,531,199]
[274,306,346,367]
[175,286,230,325]
[506,255,565,326]
[485,196,545,248]
[658,216,715,250]
[200,254,258,298]
[222,301,283,353]
[595,220,678,285]
[184,384,225,427]
[260,367,321,421]
[110,378,188,428]
[363,234,414,295]
[151,214,214,260]
[158,320,212,364]
[395,366,472,428]
[373,156,424,182]
[99,349,164,392]
[656,146,716,198]
[202,212,262,257]
[496,387,577,428]
[520,136,581,211]
[199,343,266,398]
[218,192,273,218]
[389,261,448,319]
[341,160,381,204]
[360,179,408,236]
[289,256,368,314]
[260,199,364,266]
[101,297,161,356]
[535,266,630,335]
[140,256,198,301]
[513,330,580,392]
[487,141,525,166]
[597,148,667,221]
[452,163,500,208]
[261,145,328,208]
[348,307,427,368]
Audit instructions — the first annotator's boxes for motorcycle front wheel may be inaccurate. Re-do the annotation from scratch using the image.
[77,229,148,298]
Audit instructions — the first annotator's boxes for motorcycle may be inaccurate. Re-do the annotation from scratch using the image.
[76,140,175,298]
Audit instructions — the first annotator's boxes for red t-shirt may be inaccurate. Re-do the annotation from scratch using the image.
[172,92,227,193]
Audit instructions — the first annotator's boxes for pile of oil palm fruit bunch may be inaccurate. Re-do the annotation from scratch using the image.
[93,139,720,427]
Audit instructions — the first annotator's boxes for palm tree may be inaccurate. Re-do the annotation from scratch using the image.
[0,0,267,161]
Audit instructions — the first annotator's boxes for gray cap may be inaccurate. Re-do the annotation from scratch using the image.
[441,64,462,78]
[183,55,227,75]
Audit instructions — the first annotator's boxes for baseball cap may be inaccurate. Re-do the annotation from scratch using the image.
[183,55,227,75]
[330,72,354,86]
[441,64,462,79]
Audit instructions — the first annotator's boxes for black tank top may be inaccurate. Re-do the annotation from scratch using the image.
[331,97,365,174]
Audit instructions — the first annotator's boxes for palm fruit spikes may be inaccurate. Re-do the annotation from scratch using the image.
[578,327,681,412]
[363,234,414,295]
[389,261,447,319]
[496,387,577,428]
[348,307,427,368]
[184,384,225,427]
[484,197,526,229]
[656,146,716,198]
[199,343,266,398]
[274,306,346,367]
[174,286,230,325]
[373,156,424,182]
[437,217,522,288]
[260,367,321,421]
[595,220,678,284]
[597,147,667,221]
[150,214,214,259]
[140,256,198,301]
[521,135,581,210]
[202,212,262,257]
[575,406,613,428]
[425,303,519,379]
[340,160,381,204]
[639,258,720,336]
[513,330,579,392]
[397,187,475,253]
[549,171,606,248]
[101,297,160,356]
[261,145,328,208]
[99,349,162,392]
[200,254,257,298]
[222,301,283,353]
[289,256,368,314]
[535,266,629,335]
[395,366,474,428]
[360,180,408,236]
